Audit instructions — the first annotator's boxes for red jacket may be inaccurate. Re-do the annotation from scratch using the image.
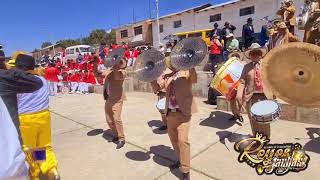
[124,50,131,60]
[71,74,80,82]
[133,50,139,58]
[210,40,222,55]
[86,72,96,84]
[87,63,94,72]
[45,67,59,82]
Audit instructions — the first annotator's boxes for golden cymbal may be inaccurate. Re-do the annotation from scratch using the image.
[261,42,320,107]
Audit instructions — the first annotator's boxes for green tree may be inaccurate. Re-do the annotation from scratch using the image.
[88,29,108,46]
[56,39,81,48]
[41,42,53,48]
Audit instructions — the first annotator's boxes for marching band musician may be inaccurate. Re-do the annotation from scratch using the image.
[150,58,197,180]
[268,22,299,50]
[93,55,127,149]
[277,0,296,34]
[236,43,272,138]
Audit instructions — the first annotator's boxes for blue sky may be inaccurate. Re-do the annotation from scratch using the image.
[0,0,227,55]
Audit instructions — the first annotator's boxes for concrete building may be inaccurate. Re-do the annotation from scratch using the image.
[152,0,304,47]
[32,44,65,61]
[115,20,153,47]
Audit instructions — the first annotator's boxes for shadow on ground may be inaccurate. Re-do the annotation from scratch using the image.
[200,111,241,129]
[147,120,167,135]
[303,128,320,154]
[86,129,104,136]
[216,130,251,151]
[125,145,182,179]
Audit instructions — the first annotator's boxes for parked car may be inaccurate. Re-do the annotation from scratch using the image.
[64,45,93,63]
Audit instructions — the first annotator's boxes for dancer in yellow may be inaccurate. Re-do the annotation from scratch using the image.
[9,53,60,180]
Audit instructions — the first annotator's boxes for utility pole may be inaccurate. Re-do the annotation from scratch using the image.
[133,8,135,23]
[149,0,152,19]
[156,0,161,47]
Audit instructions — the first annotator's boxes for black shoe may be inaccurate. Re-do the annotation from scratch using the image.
[108,137,119,143]
[169,161,180,170]
[116,140,125,149]
[158,125,167,131]
[182,172,190,180]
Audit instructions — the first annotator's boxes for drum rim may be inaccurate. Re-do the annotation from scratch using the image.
[250,100,280,116]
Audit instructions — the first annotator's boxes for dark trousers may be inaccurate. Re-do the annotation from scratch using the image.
[209,53,223,75]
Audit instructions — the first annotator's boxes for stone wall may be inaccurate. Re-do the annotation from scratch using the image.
[217,96,320,125]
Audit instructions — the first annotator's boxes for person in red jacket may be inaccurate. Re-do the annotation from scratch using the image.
[70,71,80,93]
[78,70,88,94]
[45,63,59,96]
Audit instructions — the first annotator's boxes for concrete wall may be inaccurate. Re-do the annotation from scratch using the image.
[93,70,214,98]
[116,20,153,46]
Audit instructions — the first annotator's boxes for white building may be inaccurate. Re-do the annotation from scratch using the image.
[152,0,304,47]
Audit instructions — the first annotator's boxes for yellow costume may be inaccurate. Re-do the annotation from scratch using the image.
[12,53,60,180]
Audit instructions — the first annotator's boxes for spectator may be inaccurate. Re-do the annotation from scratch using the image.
[159,45,165,54]
[70,71,80,93]
[122,42,129,49]
[242,18,255,49]
[45,63,59,96]
[227,33,240,51]
[132,48,139,65]
[221,22,236,49]
[210,23,222,40]
[165,42,173,57]
[99,41,107,60]
[78,70,89,94]
[210,34,223,74]
[259,25,269,47]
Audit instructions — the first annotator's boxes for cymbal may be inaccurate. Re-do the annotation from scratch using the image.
[133,49,166,82]
[261,42,320,107]
[104,48,125,67]
[170,37,207,70]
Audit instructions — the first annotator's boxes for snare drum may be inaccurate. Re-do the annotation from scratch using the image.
[156,98,166,111]
[250,100,281,124]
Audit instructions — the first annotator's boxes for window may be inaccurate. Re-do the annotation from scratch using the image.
[134,26,143,36]
[240,6,255,16]
[69,49,75,54]
[66,49,69,54]
[209,14,221,22]
[173,20,182,28]
[159,24,164,33]
[76,48,80,53]
[120,30,128,39]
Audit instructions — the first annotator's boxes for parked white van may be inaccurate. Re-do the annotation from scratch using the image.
[64,45,93,63]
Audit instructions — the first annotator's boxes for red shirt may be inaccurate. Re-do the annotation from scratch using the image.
[86,72,96,84]
[79,73,86,82]
[67,75,72,82]
[87,63,94,72]
[71,74,80,82]
[45,67,59,82]
[210,40,222,55]
[79,63,87,71]
[133,50,139,58]
[124,50,131,60]
[55,61,62,68]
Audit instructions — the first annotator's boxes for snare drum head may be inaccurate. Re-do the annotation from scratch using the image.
[251,100,279,116]
[156,98,166,110]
